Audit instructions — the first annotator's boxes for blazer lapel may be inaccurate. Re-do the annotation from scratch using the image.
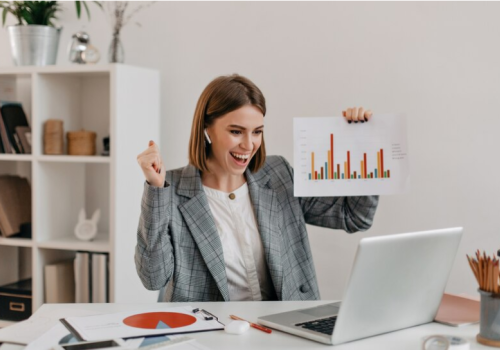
[246,168,284,300]
[177,165,230,301]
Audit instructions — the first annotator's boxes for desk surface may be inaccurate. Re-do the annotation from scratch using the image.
[30,301,489,349]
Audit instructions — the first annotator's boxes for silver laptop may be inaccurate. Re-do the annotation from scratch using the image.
[258,227,463,345]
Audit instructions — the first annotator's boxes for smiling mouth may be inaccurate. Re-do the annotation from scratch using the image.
[230,152,250,165]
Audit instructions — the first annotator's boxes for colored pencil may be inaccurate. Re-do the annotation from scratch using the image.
[467,251,500,293]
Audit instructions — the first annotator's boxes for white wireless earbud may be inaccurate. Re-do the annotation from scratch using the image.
[204,129,212,144]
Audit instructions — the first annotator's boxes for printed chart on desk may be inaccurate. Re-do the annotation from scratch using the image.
[293,114,409,197]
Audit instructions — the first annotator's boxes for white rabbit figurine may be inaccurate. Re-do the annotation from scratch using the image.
[74,208,100,241]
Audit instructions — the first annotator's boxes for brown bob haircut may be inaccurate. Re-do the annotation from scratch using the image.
[188,74,267,173]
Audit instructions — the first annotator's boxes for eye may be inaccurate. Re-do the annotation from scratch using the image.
[253,130,263,135]
[230,130,242,135]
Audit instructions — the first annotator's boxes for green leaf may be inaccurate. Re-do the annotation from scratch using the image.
[75,0,81,18]
[82,1,90,20]
[2,7,7,26]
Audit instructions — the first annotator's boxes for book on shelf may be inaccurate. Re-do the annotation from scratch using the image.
[0,101,30,154]
[0,175,31,237]
[44,260,76,303]
[74,251,109,303]
[74,251,91,303]
[0,112,13,154]
[91,253,109,303]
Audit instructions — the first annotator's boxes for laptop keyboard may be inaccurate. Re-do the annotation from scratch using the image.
[295,316,337,335]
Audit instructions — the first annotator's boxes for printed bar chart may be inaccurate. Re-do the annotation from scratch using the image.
[294,114,409,196]
[308,133,391,181]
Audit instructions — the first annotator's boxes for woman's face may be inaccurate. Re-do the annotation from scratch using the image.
[206,104,264,176]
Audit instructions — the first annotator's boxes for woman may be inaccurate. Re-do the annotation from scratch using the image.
[136,74,378,302]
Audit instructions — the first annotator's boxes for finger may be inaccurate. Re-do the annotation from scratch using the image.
[345,108,352,124]
[342,111,346,118]
[140,154,159,171]
[364,110,373,122]
[158,159,163,174]
[351,107,359,123]
[156,155,161,173]
[137,147,158,161]
[149,141,159,153]
[357,107,365,123]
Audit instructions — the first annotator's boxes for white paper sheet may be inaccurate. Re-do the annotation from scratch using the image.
[0,308,100,345]
[293,114,410,197]
[24,325,211,350]
[63,306,224,341]
[24,323,78,350]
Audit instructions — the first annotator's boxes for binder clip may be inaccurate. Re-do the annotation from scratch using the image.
[193,308,217,321]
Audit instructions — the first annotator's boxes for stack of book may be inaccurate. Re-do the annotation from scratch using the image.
[0,175,31,238]
[0,102,31,154]
[44,252,109,303]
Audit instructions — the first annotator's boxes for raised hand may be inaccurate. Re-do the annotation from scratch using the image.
[342,107,373,124]
[136,140,166,187]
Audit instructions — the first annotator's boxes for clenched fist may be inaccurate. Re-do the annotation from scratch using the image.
[137,140,166,188]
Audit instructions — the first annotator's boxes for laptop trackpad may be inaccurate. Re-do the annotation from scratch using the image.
[299,304,340,318]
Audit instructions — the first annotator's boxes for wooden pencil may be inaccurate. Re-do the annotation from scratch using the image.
[467,251,500,293]
[495,261,499,294]
[478,253,483,289]
[467,255,480,285]
[488,258,492,292]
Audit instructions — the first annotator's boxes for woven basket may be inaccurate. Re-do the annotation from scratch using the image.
[44,119,64,155]
[67,130,96,156]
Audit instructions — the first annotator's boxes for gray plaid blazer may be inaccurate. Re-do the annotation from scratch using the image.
[135,155,378,302]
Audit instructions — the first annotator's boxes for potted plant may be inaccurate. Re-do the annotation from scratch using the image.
[0,1,101,66]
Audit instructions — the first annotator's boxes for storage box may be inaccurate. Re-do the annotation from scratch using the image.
[0,278,32,321]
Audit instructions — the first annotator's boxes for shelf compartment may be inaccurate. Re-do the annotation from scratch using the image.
[35,162,109,243]
[38,155,110,163]
[35,72,110,157]
[38,233,110,253]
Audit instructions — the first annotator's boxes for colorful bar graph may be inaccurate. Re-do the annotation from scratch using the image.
[308,134,390,180]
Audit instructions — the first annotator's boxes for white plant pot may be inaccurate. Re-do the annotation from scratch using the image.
[7,25,62,66]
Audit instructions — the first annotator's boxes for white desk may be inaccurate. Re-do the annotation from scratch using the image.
[22,301,490,349]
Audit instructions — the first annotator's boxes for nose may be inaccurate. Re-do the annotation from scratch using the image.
[241,133,252,150]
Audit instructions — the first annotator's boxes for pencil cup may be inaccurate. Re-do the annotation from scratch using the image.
[477,290,500,347]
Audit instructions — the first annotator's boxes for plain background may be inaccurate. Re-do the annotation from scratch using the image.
[0,1,496,300]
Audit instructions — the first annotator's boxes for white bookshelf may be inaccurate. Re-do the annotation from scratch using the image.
[0,64,160,323]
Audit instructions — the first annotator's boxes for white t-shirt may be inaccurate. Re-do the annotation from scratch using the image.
[203,182,273,301]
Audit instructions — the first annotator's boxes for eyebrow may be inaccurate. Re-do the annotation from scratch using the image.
[228,125,264,130]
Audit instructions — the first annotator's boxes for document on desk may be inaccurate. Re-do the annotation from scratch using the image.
[25,323,211,350]
[0,308,100,345]
[61,306,225,341]
[293,114,410,196]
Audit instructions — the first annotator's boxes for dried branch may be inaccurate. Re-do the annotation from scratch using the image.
[105,1,154,36]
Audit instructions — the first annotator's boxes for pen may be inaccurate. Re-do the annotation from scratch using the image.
[229,315,272,334]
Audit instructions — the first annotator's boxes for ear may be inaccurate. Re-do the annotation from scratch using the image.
[91,209,101,225]
[78,208,86,223]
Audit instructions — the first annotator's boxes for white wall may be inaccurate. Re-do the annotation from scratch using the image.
[0,1,498,300]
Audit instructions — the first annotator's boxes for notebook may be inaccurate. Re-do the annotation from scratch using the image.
[434,293,480,327]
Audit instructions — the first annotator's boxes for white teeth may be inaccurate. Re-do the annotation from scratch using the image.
[231,152,250,160]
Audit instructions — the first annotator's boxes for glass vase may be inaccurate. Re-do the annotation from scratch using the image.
[108,34,124,63]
